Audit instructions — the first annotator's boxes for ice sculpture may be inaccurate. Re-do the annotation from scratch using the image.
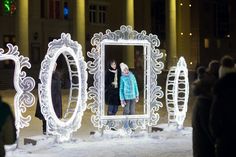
[38,33,87,142]
[165,57,189,129]
[0,43,35,138]
[87,25,164,134]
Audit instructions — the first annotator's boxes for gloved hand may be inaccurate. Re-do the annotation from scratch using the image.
[136,97,139,102]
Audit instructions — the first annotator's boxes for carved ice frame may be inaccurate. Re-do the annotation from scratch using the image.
[38,33,87,142]
[87,25,164,132]
[165,57,189,129]
[0,43,35,138]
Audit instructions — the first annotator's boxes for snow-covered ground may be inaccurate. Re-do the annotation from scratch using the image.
[7,125,193,157]
[0,89,194,157]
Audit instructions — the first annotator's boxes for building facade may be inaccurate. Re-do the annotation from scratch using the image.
[0,0,236,88]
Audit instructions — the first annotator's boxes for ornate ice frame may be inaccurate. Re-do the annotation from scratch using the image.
[165,57,189,129]
[87,25,164,132]
[0,43,35,138]
[38,33,87,142]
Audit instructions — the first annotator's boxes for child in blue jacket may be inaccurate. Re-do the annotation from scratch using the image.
[119,63,139,129]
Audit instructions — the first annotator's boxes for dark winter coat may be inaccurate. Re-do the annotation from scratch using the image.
[0,98,16,157]
[210,72,236,157]
[35,71,62,120]
[105,68,121,106]
[191,72,217,157]
[192,96,215,157]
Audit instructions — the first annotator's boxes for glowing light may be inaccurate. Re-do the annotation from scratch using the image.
[180,3,183,6]
[180,32,184,35]
[190,62,193,65]
[165,57,189,129]
[189,33,192,36]
[87,25,164,134]
[38,33,87,142]
[189,4,191,7]
[0,43,35,138]
[227,34,230,38]
[3,0,16,15]
[64,7,69,16]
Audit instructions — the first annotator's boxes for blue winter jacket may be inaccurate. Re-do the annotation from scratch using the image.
[119,72,139,101]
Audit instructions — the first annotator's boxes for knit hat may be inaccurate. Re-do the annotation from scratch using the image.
[219,66,236,78]
[120,62,129,73]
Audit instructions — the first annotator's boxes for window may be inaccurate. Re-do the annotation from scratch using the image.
[49,0,60,19]
[98,5,106,24]
[89,4,107,25]
[41,0,45,18]
[204,38,209,48]
[89,5,97,23]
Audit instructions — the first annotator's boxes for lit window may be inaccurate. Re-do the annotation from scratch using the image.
[204,38,209,48]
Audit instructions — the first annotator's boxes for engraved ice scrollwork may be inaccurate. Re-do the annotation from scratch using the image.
[0,43,35,138]
[87,25,164,134]
[165,57,189,129]
[38,33,87,142]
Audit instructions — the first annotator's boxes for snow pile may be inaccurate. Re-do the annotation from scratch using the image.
[6,124,193,157]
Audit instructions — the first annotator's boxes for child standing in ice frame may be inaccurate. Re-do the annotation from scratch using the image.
[119,62,139,129]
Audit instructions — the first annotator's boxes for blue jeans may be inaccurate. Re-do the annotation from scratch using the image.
[107,105,118,115]
[123,99,136,129]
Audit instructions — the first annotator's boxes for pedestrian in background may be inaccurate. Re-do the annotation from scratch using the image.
[35,63,62,134]
[0,96,16,157]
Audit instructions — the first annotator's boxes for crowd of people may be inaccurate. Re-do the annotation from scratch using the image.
[192,55,236,157]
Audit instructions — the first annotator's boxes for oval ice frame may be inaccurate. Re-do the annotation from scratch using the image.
[165,57,189,129]
[38,33,87,142]
[0,43,35,138]
[87,25,164,132]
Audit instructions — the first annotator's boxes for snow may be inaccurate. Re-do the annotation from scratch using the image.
[5,124,192,157]
[0,90,194,157]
